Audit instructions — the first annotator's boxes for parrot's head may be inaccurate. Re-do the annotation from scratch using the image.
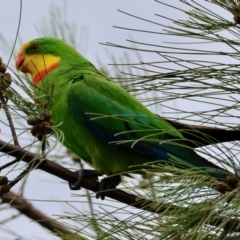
[15,37,83,84]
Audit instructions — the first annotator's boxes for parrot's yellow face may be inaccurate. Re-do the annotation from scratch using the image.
[15,40,60,84]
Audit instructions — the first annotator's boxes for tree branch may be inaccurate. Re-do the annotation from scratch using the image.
[0,139,176,213]
[165,119,240,148]
[2,191,84,239]
[1,139,240,234]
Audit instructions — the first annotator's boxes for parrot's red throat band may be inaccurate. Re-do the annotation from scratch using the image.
[33,62,59,84]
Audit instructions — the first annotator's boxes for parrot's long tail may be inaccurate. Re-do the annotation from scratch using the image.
[130,139,232,180]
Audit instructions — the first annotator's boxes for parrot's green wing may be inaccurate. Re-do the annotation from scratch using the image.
[66,71,218,170]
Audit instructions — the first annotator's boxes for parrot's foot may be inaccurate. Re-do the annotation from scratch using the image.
[68,169,100,190]
[96,175,121,200]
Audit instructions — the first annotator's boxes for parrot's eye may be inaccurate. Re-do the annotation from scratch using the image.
[30,44,39,51]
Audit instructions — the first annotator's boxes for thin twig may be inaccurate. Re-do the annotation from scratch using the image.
[0,158,21,171]
[0,93,20,146]
[78,159,100,239]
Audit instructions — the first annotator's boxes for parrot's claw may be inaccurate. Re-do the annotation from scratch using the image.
[96,175,121,200]
[68,170,121,200]
[69,169,100,190]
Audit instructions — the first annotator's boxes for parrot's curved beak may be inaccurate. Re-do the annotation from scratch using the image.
[15,53,25,71]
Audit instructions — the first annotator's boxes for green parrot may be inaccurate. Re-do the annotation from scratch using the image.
[15,37,231,199]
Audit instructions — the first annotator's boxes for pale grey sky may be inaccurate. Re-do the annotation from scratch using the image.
[2,0,174,66]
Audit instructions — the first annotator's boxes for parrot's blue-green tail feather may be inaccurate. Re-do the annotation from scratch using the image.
[122,140,230,180]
